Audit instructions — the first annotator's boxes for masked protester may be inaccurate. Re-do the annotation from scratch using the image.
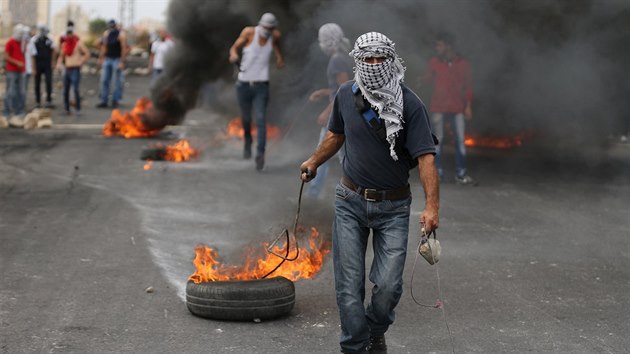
[229,12,285,171]
[96,19,128,108]
[305,23,353,199]
[300,32,440,354]
[56,21,90,116]
[32,24,56,109]
[2,24,26,128]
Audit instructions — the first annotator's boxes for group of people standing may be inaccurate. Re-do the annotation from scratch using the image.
[1,18,159,129]
[230,13,475,354]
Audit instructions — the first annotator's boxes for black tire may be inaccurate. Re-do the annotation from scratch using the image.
[140,148,165,161]
[185,276,295,321]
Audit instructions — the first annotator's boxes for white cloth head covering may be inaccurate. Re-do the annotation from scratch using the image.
[12,24,24,40]
[350,32,406,160]
[259,13,278,28]
[318,23,350,56]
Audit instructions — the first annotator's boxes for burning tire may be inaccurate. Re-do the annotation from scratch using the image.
[185,276,295,321]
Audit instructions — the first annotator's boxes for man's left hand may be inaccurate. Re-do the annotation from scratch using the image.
[118,61,125,70]
[420,207,439,232]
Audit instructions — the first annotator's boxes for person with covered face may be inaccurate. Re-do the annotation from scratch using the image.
[229,12,285,171]
[97,19,128,108]
[2,24,27,128]
[31,24,56,109]
[300,32,439,354]
[305,23,354,199]
[56,21,90,116]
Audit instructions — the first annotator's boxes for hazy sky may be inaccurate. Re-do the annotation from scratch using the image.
[50,0,170,22]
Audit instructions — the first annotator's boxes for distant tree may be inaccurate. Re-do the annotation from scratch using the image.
[89,18,108,35]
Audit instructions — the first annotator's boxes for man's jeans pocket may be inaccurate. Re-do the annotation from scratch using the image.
[335,183,351,200]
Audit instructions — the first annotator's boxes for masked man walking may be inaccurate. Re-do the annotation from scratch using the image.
[300,32,439,354]
[229,13,285,171]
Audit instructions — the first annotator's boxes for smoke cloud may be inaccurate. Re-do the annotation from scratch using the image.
[153,0,630,152]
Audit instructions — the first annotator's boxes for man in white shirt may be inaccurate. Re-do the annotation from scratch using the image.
[149,30,174,81]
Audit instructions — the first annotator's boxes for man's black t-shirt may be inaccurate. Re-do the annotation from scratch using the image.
[328,80,437,190]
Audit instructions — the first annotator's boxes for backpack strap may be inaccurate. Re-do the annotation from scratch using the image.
[352,83,386,141]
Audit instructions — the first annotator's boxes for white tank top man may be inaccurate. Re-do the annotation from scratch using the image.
[229,13,285,171]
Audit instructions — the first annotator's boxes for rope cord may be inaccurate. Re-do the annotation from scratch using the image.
[261,181,304,278]
[410,227,456,354]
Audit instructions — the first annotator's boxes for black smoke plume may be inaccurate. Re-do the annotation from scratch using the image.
[149,0,630,152]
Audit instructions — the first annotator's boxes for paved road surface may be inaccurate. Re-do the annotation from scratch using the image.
[1,75,629,353]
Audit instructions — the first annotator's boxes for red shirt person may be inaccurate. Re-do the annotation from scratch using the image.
[2,24,26,127]
[423,32,476,185]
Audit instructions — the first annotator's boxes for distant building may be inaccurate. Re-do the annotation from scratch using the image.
[51,2,89,39]
[0,0,50,38]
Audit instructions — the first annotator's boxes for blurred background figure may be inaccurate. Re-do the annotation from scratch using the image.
[149,29,174,81]
[423,31,476,185]
[32,24,57,109]
[2,24,26,128]
[305,23,353,199]
[57,21,90,116]
[97,19,128,108]
[21,26,35,110]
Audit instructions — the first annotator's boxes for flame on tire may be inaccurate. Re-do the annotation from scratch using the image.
[189,227,330,283]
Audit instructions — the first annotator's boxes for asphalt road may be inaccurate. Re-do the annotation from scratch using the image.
[1,74,629,353]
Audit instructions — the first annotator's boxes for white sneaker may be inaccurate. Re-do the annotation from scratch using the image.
[9,116,24,128]
[0,116,8,128]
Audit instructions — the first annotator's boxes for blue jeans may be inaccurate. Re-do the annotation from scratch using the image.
[431,112,467,177]
[21,73,30,103]
[236,81,269,156]
[332,182,412,353]
[151,69,162,83]
[64,68,81,112]
[99,58,124,104]
[3,71,24,117]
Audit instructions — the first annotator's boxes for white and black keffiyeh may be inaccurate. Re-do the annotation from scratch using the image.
[350,32,405,160]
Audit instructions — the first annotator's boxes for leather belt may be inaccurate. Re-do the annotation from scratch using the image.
[341,176,410,202]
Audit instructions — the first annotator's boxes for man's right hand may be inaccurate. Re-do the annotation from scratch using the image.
[229,53,239,64]
[300,161,317,182]
[97,58,104,67]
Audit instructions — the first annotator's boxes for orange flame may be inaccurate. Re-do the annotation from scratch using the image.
[464,131,534,149]
[188,227,330,283]
[225,117,281,140]
[103,97,161,138]
[163,139,200,162]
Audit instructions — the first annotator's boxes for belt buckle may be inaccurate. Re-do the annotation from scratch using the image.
[364,188,377,202]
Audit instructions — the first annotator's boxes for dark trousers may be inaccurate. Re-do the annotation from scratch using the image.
[34,64,53,104]
[63,68,81,112]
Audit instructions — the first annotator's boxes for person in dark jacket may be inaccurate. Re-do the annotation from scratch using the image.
[96,19,128,108]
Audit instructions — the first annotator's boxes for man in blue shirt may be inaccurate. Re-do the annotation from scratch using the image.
[300,32,440,354]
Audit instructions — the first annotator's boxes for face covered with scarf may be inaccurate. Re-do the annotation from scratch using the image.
[318,23,350,56]
[350,32,406,160]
